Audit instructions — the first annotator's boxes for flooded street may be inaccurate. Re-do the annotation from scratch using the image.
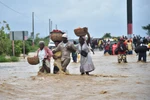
[0,51,150,100]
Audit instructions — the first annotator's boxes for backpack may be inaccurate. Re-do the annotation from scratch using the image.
[118,42,126,52]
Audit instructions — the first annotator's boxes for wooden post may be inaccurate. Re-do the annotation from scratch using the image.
[23,40,25,59]
[12,40,15,56]
[12,32,15,56]
[23,31,25,59]
[32,12,34,46]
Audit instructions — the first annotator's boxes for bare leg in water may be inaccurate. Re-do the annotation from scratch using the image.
[39,60,50,73]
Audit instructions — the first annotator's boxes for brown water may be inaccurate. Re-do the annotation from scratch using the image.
[0,51,150,100]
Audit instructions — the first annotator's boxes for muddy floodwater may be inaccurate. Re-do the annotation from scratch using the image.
[0,51,150,100]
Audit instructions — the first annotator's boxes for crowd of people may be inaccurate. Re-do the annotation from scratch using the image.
[35,32,150,75]
[101,35,150,63]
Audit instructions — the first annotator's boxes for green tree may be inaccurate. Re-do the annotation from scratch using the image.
[13,41,22,56]
[102,33,111,38]
[0,20,29,56]
[36,33,40,39]
[142,24,150,36]
[0,21,11,55]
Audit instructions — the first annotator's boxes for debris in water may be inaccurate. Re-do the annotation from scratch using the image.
[100,90,107,94]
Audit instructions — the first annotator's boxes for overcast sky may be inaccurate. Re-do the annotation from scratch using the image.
[0,0,150,39]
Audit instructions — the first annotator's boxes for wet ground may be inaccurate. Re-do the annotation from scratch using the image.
[0,51,150,100]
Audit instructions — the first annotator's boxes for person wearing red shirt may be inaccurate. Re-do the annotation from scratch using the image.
[117,39,127,63]
[112,43,117,55]
[104,43,110,55]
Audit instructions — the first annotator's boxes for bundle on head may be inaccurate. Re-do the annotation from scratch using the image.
[74,27,87,37]
[50,30,64,42]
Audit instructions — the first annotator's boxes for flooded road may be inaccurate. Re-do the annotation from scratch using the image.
[0,51,150,100]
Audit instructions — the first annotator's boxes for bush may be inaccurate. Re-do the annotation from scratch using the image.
[10,56,19,62]
[0,31,11,55]
[15,41,22,56]
[8,40,22,57]
[0,25,50,56]
[0,55,19,62]
[21,41,31,55]
[29,37,49,52]
[30,46,39,52]
[0,55,7,62]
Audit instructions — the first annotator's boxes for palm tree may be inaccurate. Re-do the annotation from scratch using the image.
[142,24,150,36]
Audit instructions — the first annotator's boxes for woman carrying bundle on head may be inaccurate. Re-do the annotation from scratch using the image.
[74,27,95,75]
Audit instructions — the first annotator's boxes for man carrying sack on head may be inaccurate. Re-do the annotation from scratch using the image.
[52,34,76,72]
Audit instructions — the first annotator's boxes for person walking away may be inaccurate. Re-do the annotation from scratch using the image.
[127,40,133,55]
[72,41,78,63]
[104,43,110,55]
[37,41,53,74]
[53,34,76,72]
[148,41,150,55]
[112,43,117,55]
[137,38,141,47]
[91,40,95,51]
[76,27,95,75]
[133,36,137,47]
[107,39,110,45]
[98,39,103,51]
[137,40,149,62]
[117,39,127,63]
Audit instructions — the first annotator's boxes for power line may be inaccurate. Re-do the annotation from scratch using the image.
[34,14,46,23]
[0,0,53,26]
[34,14,51,37]
[0,0,28,17]
[0,0,56,37]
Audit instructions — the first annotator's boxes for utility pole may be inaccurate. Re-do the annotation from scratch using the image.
[51,21,52,31]
[49,20,52,41]
[127,0,132,39]
[55,24,57,29]
[32,12,34,46]
[49,19,51,34]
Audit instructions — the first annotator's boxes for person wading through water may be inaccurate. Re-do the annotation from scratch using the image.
[137,39,149,63]
[52,34,76,73]
[53,41,64,74]
[72,41,78,63]
[117,38,127,63]
[76,27,95,75]
[37,41,53,74]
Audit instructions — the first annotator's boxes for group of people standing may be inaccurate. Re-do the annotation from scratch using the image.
[103,36,150,63]
[36,28,95,75]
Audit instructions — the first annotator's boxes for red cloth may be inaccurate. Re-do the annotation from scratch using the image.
[117,42,127,54]
[112,44,117,55]
[105,45,109,50]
